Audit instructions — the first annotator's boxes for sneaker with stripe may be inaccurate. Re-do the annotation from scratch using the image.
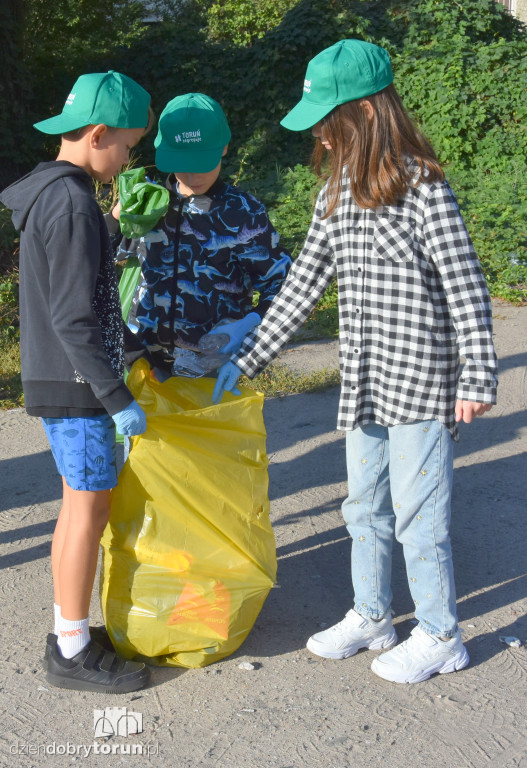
[371,625,469,683]
[306,608,398,659]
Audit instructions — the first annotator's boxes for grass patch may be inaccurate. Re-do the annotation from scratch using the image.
[294,281,339,341]
[0,354,341,411]
[241,362,340,398]
[0,267,22,409]
[0,334,341,410]
[0,328,23,408]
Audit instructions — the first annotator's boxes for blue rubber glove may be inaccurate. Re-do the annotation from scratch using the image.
[112,401,147,436]
[212,362,242,404]
[207,312,261,355]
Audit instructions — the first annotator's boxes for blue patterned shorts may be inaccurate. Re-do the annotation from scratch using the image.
[42,415,118,491]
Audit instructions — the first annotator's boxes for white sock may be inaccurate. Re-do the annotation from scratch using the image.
[54,603,61,635]
[57,616,90,659]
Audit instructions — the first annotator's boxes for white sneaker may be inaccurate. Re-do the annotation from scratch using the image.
[371,626,469,683]
[306,608,398,659]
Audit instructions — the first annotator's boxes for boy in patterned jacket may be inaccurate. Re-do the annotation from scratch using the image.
[107,92,292,377]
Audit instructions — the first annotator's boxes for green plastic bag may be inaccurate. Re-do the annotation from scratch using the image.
[118,256,142,323]
[115,168,168,443]
[115,258,143,445]
[118,167,170,239]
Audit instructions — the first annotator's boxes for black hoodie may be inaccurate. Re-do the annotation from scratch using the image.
[0,161,133,416]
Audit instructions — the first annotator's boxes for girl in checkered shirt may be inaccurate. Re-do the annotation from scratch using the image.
[214,39,498,684]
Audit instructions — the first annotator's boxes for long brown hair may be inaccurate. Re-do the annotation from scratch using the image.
[312,84,444,216]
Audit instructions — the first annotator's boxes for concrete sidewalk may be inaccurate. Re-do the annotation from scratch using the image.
[0,299,526,768]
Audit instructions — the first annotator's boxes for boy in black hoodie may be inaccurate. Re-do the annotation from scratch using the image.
[0,70,152,692]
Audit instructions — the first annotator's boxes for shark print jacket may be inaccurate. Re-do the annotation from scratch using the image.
[111,177,292,368]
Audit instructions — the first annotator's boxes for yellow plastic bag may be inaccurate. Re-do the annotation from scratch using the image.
[100,359,276,668]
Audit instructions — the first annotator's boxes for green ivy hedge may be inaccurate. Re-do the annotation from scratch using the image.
[1,0,526,302]
[111,0,527,302]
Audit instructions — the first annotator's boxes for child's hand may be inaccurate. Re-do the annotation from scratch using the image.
[207,312,261,355]
[455,400,493,424]
[212,362,242,404]
[112,201,121,221]
[112,401,147,435]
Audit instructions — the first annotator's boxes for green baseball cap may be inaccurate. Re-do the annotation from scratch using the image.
[154,93,231,173]
[34,71,151,135]
[281,39,393,131]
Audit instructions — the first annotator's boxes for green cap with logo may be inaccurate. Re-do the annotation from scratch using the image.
[34,71,151,135]
[154,93,232,173]
[281,39,393,131]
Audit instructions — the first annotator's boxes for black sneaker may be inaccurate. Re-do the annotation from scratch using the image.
[46,635,150,693]
[43,626,114,668]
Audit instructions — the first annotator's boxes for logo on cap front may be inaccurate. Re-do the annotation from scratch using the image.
[174,130,202,145]
[303,79,312,93]
[65,92,76,107]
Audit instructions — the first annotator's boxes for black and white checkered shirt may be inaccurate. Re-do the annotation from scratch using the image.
[233,173,498,439]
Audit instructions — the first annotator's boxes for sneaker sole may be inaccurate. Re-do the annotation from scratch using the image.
[46,667,150,694]
[371,647,470,684]
[306,627,398,660]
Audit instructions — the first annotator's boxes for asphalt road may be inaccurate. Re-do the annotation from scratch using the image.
[0,299,525,768]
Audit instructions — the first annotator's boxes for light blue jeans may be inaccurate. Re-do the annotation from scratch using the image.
[342,420,458,638]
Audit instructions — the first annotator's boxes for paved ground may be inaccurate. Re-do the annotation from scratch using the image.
[0,299,526,768]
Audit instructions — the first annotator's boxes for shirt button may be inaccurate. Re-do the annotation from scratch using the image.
[354,348,359,353]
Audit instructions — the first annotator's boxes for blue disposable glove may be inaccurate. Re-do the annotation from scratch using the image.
[212,362,242,404]
[112,401,147,436]
[207,312,261,356]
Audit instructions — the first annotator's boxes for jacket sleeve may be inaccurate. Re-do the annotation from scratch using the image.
[123,325,155,371]
[104,211,142,262]
[232,189,336,377]
[423,182,498,403]
[45,210,133,415]
[235,207,293,319]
